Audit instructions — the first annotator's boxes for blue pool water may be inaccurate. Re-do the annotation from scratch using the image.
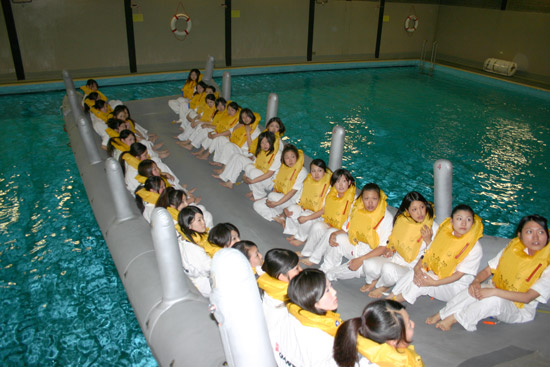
[0,92,156,366]
[99,66,549,238]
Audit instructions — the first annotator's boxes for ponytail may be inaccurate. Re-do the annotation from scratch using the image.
[333,318,362,367]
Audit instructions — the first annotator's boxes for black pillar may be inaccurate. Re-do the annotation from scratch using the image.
[124,0,137,73]
[1,0,25,80]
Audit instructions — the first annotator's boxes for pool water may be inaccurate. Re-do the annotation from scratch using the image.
[100,66,549,238]
[0,92,156,366]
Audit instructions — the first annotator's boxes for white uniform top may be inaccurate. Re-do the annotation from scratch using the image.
[488,247,550,305]
[177,238,212,297]
[89,112,110,146]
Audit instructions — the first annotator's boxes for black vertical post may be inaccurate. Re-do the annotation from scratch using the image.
[500,0,508,10]
[374,0,385,59]
[225,0,232,66]
[1,0,25,80]
[124,0,137,73]
[307,0,315,61]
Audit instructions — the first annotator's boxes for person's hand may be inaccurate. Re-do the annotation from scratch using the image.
[329,232,340,247]
[266,200,277,208]
[297,216,308,224]
[348,258,363,271]
[421,225,433,244]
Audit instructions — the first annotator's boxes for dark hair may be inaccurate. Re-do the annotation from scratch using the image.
[134,176,164,213]
[255,131,276,157]
[186,69,200,83]
[194,81,208,95]
[262,248,299,280]
[239,108,256,125]
[205,85,216,94]
[393,191,434,225]
[112,105,125,118]
[208,223,240,248]
[83,92,99,113]
[227,101,239,112]
[106,129,135,157]
[330,168,355,187]
[266,117,286,135]
[94,99,107,110]
[515,214,549,244]
[178,206,205,244]
[156,187,187,209]
[334,300,410,367]
[358,183,381,202]
[205,93,216,103]
[281,144,299,166]
[451,204,475,218]
[107,118,125,131]
[119,142,147,174]
[287,269,328,315]
[310,158,327,172]
[86,79,98,88]
[137,159,156,178]
[233,240,258,260]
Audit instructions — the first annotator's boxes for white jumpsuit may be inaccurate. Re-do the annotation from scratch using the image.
[394,241,483,304]
[177,238,212,298]
[438,247,550,331]
[253,167,308,221]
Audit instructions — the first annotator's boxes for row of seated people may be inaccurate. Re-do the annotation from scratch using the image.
[168,69,550,365]
[82,71,550,366]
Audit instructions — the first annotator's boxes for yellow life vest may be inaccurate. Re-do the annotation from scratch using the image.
[493,237,550,308]
[196,102,217,122]
[121,154,142,170]
[106,114,136,134]
[254,137,281,173]
[229,113,261,147]
[182,79,197,100]
[105,128,118,139]
[347,190,388,249]
[215,109,241,133]
[273,150,305,195]
[298,170,332,212]
[110,138,129,153]
[135,188,159,206]
[322,185,356,229]
[189,92,205,110]
[167,206,179,222]
[356,337,424,367]
[81,86,107,101]
[287,303,342,337]
[184,231,219,258]
[257,273,289,301]
[388,214,435,263]
[423,215,484,278]
[90,107,110,122]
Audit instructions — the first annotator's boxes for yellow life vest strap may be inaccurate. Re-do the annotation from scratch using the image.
[322,186,356,229]
[257,273,288,301]
[135,188,159,205]
[347,190,388,248]
[356,337,424,367]
[298,170,332,212]
[273,150,305,195]
[287,303,342,337]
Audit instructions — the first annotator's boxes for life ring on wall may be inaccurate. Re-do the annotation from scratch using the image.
[404,15,418,33]
[170,13,192,37]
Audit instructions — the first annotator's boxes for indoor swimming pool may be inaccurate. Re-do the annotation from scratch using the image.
[1,64,548,366]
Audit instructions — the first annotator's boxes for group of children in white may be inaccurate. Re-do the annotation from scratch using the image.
[81,70,550,367]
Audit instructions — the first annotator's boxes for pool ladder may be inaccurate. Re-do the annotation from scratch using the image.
[420,40,438,75]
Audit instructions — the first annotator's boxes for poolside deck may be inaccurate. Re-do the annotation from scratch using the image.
[126,95,550,367]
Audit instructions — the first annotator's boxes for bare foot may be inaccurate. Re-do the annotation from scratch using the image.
[174,135,182,139]
[435,315,457,331]
[273,215,285,228]
[212,174,221,180]
[182,144,193,151]
[360,280,377,293]
[153,142,164,149]
[193,196,202,205]
[385,293,405,303]
[286,236,295,242]
[209,161,222,167]
[197,151,210,160]
[192,149,204,156]
[219,181,233,189]
[300,258,315,266]
[158,151,171,159]
[179,127,184,131]
[426,313,441,325]
[368,287,389,299]
[289,239,305,247]
[245,192,254,199]
[213,168,224,175]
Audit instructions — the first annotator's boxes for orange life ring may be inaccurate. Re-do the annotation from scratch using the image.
[170,13,192,37]
[404,15,418,33]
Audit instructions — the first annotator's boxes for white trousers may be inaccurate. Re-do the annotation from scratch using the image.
[246,165,274,200]
[396,269,474,304]
[301,222,337,264]
[253,192,299,221]
[283,205,322,242]
[439,285,536,331]
[219,155,254,183]
[363,257,411,288]
[321,236,373,281]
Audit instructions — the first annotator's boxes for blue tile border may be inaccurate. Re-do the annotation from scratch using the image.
[1,60,548,101]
